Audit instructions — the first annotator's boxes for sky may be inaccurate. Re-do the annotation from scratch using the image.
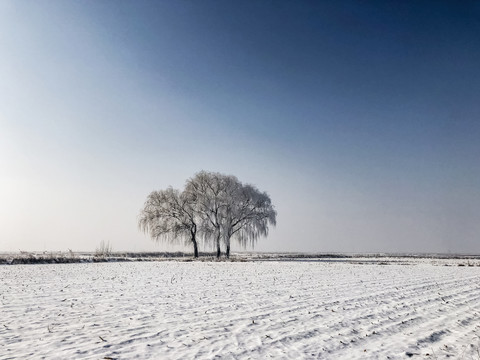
[1,1,479,254]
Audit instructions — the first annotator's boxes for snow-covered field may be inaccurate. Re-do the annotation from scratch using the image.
[1,260,480,359]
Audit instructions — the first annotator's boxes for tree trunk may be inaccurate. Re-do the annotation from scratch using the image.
[192,239,199,258]
[216,232,221,258]
[190,229,198,258]
[225,233,232,258]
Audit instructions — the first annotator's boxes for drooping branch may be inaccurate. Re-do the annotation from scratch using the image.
[138,187,200,257]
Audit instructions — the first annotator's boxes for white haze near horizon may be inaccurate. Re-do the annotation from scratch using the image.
[1,1,479,254]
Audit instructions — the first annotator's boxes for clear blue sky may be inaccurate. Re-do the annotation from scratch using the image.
[1,1,479,253]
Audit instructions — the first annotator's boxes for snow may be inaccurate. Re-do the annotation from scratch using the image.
[1,260,480,359]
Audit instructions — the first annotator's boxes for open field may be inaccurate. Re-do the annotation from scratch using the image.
[1,260,480,359]
[2,251,480,265]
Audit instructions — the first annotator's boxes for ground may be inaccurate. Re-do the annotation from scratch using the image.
[1,258,480,359]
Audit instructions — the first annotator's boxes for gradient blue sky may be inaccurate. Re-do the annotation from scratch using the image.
[1,1,479,253]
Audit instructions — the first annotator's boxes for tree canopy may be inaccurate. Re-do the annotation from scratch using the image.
[138,171,276,258]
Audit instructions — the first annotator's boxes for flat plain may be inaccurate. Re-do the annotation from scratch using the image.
[1,258,480,359]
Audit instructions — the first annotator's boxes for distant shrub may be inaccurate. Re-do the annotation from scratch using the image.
[95,240,113,257]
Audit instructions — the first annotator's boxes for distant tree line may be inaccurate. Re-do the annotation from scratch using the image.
[138,171,276,258]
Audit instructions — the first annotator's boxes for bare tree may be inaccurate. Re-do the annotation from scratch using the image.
[139,171,276,258]
[138,187,200,257]
[185,171,230,258]
[185,171,276,258]
[223,183,276,258]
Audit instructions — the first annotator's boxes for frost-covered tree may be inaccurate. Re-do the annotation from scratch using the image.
[184,171,231,258]
[222,183,276,258]
[185,171,276,258]
[138,187,200,257]
[139,171,276,258]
